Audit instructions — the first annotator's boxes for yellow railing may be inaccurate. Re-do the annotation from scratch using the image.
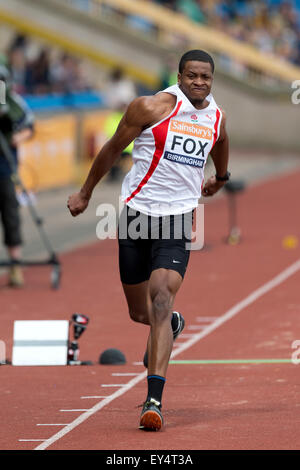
[96,0,300,84]
[0,6,158,88]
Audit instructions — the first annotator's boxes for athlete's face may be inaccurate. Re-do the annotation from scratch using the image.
[178,61,213,107]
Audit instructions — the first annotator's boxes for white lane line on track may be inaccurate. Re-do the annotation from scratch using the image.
[80,396,107,399]
[111,373,140,376]
[19,439,46,442]
[34,258,300,451]
[101,384,127,387]
[35,372,148,450]
[37,424,70,426]
[60,409,90,412]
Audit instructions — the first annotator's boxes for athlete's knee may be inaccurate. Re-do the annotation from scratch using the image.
[128,309,149,325]
[151,287,173,323]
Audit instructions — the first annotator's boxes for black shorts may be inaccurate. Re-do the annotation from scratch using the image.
[118,205,193,285]
[0,177,22,247]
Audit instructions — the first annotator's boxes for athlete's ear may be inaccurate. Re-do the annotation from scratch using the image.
[177,73,181,85]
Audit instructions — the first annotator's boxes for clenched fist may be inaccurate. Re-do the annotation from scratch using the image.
[201,176,225,197]
[67,192,89,217]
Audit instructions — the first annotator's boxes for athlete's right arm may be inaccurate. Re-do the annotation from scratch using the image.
[67,95,168,217]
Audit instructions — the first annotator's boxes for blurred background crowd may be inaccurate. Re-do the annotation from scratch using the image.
[3,0,300,102]
[6,34,92,96]
[154,0,300,66]
[72,0,300,66]
[3,32,140,114]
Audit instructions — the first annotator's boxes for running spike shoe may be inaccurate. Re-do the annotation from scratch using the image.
[139,398,163,431]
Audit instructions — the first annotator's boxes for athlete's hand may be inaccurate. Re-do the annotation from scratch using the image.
[201,176,225,197]
[67,192,89,216]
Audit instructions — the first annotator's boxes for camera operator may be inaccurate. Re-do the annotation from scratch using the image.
[0,61,34,287]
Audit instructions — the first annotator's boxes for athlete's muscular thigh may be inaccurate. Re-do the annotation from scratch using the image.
[148,268,183,322]
[122,281,151,325]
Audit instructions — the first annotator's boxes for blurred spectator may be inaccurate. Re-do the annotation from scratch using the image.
[104,67,137,110]
[5,34,91,96]
[153,0,177,8]
[7,47,27,95]
[176,0,206,23]
[126,14,156,34]
[25,49,51,95]
[51,53,90,93]
[104,105,134,182]
[103,67,137,181]
[158,53,178,90]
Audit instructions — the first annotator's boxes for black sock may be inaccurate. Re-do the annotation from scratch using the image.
[147,375,166,404]
[171,312,179,334]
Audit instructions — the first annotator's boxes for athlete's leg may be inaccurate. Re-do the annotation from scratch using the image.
[147,268,183,377]
[121,280,151,325]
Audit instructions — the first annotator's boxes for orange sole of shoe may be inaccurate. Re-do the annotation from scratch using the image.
[140,410,163,431]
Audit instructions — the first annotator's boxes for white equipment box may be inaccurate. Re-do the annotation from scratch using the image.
[12,320,69,366]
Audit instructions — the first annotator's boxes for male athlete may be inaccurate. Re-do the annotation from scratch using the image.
[68,50,230,431]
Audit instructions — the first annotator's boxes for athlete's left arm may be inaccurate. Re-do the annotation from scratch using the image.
[202,111,229,197]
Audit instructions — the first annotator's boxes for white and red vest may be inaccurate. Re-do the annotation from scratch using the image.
[121,84,222,216]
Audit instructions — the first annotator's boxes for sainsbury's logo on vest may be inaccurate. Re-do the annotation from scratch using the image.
[170,119,213,140]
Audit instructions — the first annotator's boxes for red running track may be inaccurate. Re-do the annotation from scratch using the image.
[0,169,300,450]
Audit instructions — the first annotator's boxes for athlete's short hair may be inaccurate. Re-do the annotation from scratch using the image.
[179,50,215,74]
